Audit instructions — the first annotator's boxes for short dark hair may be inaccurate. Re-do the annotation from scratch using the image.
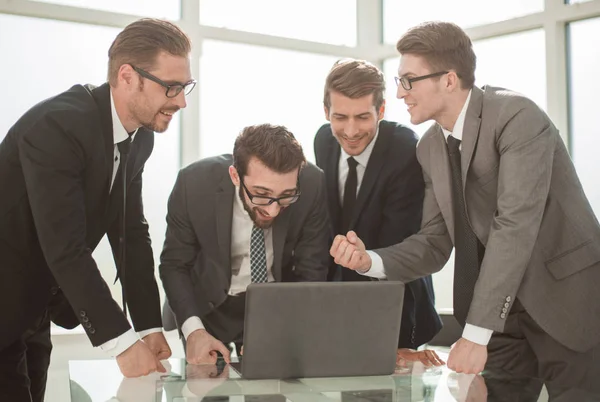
[323,59,385,110]
[233,124,306,178]
[108,18,191,85]
[396,21,476,89]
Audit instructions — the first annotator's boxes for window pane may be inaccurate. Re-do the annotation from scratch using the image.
[474,29,546,111]
[199,40,338,161]
[569,17,600,218]
[200,0,356,46]
[0,15,178,327]
[384,0,543,44]
[34,0,180,20]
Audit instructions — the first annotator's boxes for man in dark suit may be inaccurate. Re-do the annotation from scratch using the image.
[315,59,442,366]
[0,19,195,401]
[160,124,330,363]
[331,22,600,393]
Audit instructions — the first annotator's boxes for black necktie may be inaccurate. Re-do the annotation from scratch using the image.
[116,135,132,318]
[341,157,358,234]
[447,135,483,327]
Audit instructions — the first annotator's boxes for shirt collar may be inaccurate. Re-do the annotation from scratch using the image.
[440,89,472,142]
[340,125,379,168]
[110,90,138,145]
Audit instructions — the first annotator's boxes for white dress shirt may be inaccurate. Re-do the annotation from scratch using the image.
[181,188,275,340]
[363,91,493,346]
[97,92,161,357]
[338,129,379,201]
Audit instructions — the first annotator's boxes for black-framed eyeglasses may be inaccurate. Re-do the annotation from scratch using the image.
[394,71,449,91]
[131,65,197,98]
[240,177,300,207]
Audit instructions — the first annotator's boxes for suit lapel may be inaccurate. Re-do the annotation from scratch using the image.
[89,83,115,195]
[88,83,117,230]
[325,138,341,232]
[430,127,455,243]
[272,206,291,281]
[351,122,390,228]
[460,86,483,190]
[216,176,234,276]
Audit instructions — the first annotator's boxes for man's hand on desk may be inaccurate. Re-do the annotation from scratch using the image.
[396,348,445,368]
[116,340,166,378]
[187,329,231,365]
[447,338,487,374]
[330,231,372,273]
[142,331,172,360]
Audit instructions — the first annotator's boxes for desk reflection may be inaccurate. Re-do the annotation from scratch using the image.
[69,355,600,402]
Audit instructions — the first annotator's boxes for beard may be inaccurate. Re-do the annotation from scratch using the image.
[238,186,275,229]
[129,83,178,133]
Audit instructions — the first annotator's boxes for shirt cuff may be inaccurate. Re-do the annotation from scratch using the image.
[358,251,387,279]
[182,316,205,341]
[98,328,139,357]
[138,327,162,339]
[462,324,494,346]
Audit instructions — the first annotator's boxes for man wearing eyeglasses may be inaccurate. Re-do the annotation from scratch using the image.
[331,21,600,393]
[0,19,195,401]
[160,124,329,363]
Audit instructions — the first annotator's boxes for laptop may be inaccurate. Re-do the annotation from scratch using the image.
[235,281,404,379]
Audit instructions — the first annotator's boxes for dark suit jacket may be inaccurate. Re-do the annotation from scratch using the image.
[375,86,600,352]
[0,83,162,350]
[159,155,330,331]
[314,120,442,348]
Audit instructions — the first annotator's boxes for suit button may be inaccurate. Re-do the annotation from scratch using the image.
[208,302,215,309]
[505,296,511,302]
[81,316,90,323]
[80,310,87,317]
[50,287,59,296]
[504,302,510,308]
[83,322,92,329]
[89,328,96,334]
[500,313,506,319]
[501,307,508,313]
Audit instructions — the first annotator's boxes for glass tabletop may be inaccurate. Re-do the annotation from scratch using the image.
[68,352,600,401]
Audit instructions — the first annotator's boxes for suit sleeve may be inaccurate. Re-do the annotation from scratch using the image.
[159,170,203,327]
[107,164,162,332]
[374,148,454,282]
[291,169,330,281]
[467,103,555,331]
[19,116,130,346]
[377,140,424,247]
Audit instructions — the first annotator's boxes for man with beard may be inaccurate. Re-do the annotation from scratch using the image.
[0,18,194,401]
[160,124,330,363]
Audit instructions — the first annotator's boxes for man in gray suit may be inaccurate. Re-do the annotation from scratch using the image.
[331,21,600,392]
[160,124,329,363]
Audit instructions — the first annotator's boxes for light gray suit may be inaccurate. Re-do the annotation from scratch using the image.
[375,86,600,389]
[160,155,329,341]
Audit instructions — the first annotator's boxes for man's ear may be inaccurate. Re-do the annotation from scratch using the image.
[378,100,386,120]
[229,165,240,186]
[446,71,461,92]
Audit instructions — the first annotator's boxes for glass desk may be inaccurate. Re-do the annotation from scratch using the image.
[69,352,600,401]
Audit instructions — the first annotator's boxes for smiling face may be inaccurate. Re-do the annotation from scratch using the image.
[229,157,300,229]
[395,53,449,126]
[325,91,384,156]
[127,51,192,133]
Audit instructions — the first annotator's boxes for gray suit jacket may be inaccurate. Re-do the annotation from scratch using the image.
[376,85,600,352]
[160,155,329,331]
